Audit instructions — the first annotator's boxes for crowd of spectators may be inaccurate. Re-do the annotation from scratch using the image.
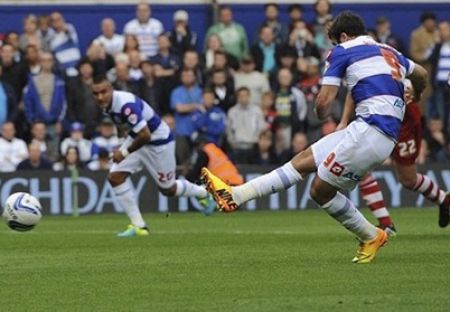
[0,1,449,173]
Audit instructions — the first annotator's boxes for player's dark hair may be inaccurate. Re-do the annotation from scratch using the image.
[328,11,366,43]
[420,11,436,23]
[93,75,108,85]
[264,3,279,11]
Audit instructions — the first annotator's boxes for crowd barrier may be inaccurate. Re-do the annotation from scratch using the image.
[1,164,449,215]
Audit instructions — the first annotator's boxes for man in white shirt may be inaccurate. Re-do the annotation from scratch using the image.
[123,2,164,58]
[233,57,270,107]
[60,122,92,163]
[94,18,125,56]
[0,121,28,172]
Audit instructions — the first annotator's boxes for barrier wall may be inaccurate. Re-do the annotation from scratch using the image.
[0,3,449,54]
[1,164,450,215]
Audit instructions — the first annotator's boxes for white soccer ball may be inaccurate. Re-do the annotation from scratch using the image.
[2,192,42,232]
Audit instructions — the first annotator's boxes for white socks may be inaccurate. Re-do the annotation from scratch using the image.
[113,178,146,228]
[231,162,302,206]
[319,192,378,241]
[175,179,208,198]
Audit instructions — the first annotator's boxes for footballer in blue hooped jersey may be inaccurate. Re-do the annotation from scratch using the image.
[201,11,428,263]
[91,76,216,237]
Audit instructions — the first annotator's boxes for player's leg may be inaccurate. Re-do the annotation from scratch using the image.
[144,142,216,214]
[359,173,396,234]
[109,152,149,236]
[201,129,345,212]
[310,120,394,263]
[394,162,450,227]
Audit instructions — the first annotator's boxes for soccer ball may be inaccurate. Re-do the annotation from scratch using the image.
[2,192,42,232]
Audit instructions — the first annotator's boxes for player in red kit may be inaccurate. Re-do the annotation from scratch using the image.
[339,85,450,234]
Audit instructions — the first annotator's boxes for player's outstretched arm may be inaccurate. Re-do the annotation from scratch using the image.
[407,64,428,102]
[314,85,339,120]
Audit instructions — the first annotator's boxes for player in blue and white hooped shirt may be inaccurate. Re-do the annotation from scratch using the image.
[201,11,428,263]
[92,76,216,237]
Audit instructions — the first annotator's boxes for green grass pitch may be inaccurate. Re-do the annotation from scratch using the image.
[1,208,450,312]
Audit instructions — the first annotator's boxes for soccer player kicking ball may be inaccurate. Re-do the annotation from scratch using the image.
[339,84,450,233]
[92,76,216,237]
[202,11,428,263]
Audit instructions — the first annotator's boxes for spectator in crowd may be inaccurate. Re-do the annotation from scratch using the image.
[1,44,27,100]
[29,121,54,160]
[94,18,125,56]
[84,42,115,77]
[54,146,83,171]
[91,117,121,159]
[251,26,279,74]
[287,4,305,35]
[24,45,41,75]
[205,6,249,60]
[375,16,406,55]
[49,11,81,77]
[260,3,287,46]
[192,88,226,146]
[203,34,239,71]
[123,2,164,58]
[314,16,334,62]
[288,21,321,60]
[280,131,309,163]
[126,49,143,81]
[167,10,197,57]
[270,47,298,88]
[151,34,181,112]
[87,148,111,171]
[261,91,277,131]
[4,31,22,63]
[37,15,55,52]
[205,50,235,83]
[227,87,267,163]
[170,68,203,165]
[23,52,65,157]
[60,122,92,163]
[273,68,307,153]
[0,63,18,128]
[424,116,448,161]
[137,60,162,113]
[19,14,42,52]
[410,11,438,108]
[429,21,450,132]
[187,136,243,186]
[123,34,140,54]
[233,56,270,107]
[112,61,139,93]
[249,129,278,165]
[17,141,53,170]
[0,121,28,172]
[298,56,324,143]
[66,60,102,138]
[207,68,235,113]
[183,49,205,86]
[312,0,333,40]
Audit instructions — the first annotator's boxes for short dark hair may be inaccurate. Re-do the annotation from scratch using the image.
[328,11,366,43]
[288,4,303,13]
[264,3,279,11]
[236,86,250,95]
[203,88,215,95]
[93,75,108,84]
[420,11,436,23]
[219,5,232,13]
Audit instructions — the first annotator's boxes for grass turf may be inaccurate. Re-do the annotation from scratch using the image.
[1,208,450,312]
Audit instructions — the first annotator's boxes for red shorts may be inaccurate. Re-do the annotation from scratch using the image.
[392,103,422,165]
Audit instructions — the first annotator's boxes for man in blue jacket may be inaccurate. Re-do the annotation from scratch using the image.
[23,52,66,159]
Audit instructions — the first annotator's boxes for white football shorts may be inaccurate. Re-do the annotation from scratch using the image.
[110,141,176,189]
[311,119,395,191]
